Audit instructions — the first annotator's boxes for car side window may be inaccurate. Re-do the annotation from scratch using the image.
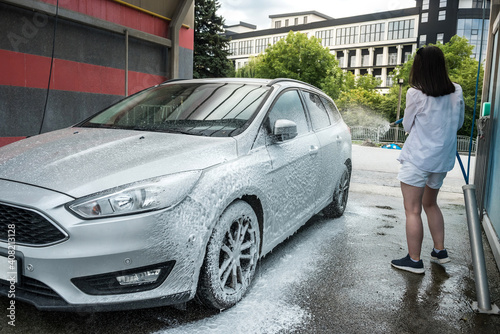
[267,90,309,136]
[320,96,342,123]
[302,91,331,131]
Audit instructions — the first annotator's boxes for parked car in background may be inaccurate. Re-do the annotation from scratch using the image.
[0,78,351,311]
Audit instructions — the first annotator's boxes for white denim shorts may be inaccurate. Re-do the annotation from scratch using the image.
[397,161,447,189]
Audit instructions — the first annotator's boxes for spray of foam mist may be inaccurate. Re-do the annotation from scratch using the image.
[341,106,391,134]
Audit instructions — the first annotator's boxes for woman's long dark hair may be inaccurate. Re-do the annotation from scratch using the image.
[409,46,455,97]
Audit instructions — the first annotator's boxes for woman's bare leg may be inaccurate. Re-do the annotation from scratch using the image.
[422,186,445,250]
[401,182,426,261]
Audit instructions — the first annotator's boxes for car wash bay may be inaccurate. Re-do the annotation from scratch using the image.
[1,145,498,334]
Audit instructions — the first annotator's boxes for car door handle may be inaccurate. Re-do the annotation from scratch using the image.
[309,145,319,155]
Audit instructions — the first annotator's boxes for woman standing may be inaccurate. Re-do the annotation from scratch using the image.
[391,46,465,274]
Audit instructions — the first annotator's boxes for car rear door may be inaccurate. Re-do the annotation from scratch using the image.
[301,91,344,208]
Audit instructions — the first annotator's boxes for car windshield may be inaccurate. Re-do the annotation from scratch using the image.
[79,82,270,137]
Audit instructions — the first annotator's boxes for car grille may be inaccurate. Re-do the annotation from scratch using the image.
[0,203,68,246]
[0,276,69,310]
[14,276,62,299]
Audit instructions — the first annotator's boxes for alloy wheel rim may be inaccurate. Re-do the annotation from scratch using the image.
[338,171,350,209]
[218,215,258,294]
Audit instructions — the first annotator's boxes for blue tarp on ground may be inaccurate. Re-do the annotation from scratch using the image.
[381,143,402,150]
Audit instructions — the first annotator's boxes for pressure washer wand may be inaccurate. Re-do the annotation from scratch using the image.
[389,118,403,126]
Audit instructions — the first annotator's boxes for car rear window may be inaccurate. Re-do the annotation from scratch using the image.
[320,96,342,123]
[302,91,331,131]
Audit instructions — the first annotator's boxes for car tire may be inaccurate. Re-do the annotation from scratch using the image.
[197,200,260,310]
[323,164,350,218]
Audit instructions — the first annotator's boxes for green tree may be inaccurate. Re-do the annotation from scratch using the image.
[194,0,233,78]
[235,32,385,122]
[235,56,260,78]
[237,31,344,98]
[391,36,483,136]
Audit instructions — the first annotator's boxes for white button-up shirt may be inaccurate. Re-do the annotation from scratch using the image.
[398,83,465,173]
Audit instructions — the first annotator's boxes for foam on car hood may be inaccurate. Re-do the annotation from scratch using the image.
[0,127,237,198]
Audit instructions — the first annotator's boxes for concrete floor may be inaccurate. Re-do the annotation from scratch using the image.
[1,144,499,334]
[293,144,500,333]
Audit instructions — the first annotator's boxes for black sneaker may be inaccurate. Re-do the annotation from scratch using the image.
[391,254,425,274]
[431,249,450,264]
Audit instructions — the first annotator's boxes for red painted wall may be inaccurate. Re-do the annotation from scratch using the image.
[40,0,170,39]
[0,0,194,143]
[0,49,165,96]
[38,0,195,49]
[179,26,194,50]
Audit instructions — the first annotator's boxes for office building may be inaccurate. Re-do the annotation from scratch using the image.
[225,0,490,89]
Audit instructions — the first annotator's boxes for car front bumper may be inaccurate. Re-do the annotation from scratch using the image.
[0,180,211,311]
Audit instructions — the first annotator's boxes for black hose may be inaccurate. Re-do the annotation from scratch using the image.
[38,0,59,134]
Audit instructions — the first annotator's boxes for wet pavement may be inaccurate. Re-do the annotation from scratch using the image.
[294,145,500,334]
[292,192,500,333]
[1,145,499,333]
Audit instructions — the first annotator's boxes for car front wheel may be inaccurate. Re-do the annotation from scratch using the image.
[197,200,260,310]
[323,164,350,218]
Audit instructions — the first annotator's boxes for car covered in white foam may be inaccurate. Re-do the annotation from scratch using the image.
[0,78,351,311]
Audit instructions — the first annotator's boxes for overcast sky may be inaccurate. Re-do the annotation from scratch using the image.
[218,0,417,29]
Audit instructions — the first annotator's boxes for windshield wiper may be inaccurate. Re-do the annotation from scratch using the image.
[130,127,195,135]
[78,123,115,129]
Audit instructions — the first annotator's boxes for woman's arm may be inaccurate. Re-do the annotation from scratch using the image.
[402,89,418,133]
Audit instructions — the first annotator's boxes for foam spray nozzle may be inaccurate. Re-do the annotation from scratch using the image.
[390,118,403,126]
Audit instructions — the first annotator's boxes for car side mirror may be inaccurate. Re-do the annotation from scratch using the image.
[273,119,298,141]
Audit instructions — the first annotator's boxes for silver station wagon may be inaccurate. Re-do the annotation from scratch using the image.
[0,78,351,311]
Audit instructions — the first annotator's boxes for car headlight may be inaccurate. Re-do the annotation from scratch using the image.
[67,171,201,219]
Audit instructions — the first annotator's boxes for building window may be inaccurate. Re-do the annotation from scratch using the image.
[404,51,412,62]
[337,56,345,67]
[295,18,299,25]
[304,16,308,24]
[360,23,385,43]
[315,29,335,47]
[438,10,446,21]
[388,53,398,65]
[336,26,358,45]
[387,75,394,87]
[473,0,490,8]
[419,34,427,47]
[376,53,384,66]
[238,40,253,55]
[229,42,238,56]
[422,0,429,10]
[350,54,356,67]
[457,18,490,62]
[388,19,415,40]
[421,13,428,23]
[255,38,270,54]
[439,0,447,7]
[361,54,370,66]
[437,33,444,44]
[273,36,285,44]
[275,21,281,28]
[285,19,289,27]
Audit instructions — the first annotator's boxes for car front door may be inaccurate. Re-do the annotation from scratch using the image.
[264,89,321,243]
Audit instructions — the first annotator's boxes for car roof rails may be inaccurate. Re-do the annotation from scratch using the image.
[161,78,188,84]
[266,78,318,90]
